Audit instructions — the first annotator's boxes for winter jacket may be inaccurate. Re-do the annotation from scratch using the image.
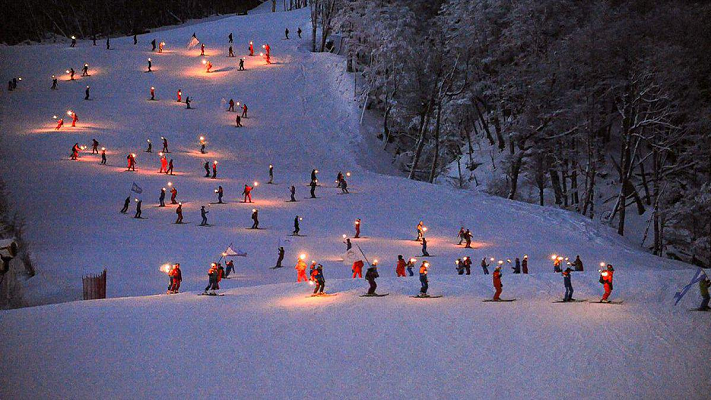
[365,267,379,281]
[493,270,502,288]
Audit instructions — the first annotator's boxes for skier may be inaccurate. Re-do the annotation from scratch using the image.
[297,28,302,38]
[164,159,173,175]
[492,265,503,301]
[572,255,584,271]
[205,61,212,73]
[151,39,156,51]
[55,118,64,130]
[456,259,465,275]
[416,221,424,241]
[285,28,289,39]
[120,196,130,214]
[241,103,248,118]
[158,42,164,53]
[289,185,296,202]
[242,184,253,202]
[70,111,78,127]
[170,186,178,204]
[391,255,404,277]
[175,203,183,224]
[70,36,77,47]
[91,139,99,154]
[313,265,326,295]
[69,68,75,80]
[203,161,210,177]
[562,267,574,302]
[463,256,472,275]
[336,172,343,188]
[239,58,245,71]
[249,41,254,56]
[522,255,529,274]
[365,262,379,295]
[162,137,169,153]
[133,34,137,45]
[309,261,318,281]
[268,164,274,184]
[354,219,361,238]
[309,179,317,198]
[51,76,58,90]
[344,238,352,251]
[169,263,182,294]
[481,257,490,275]
[134,199,142,218]
[185,96,191,109]
[295,256,308,282]
[418,261,430,297]
[126,153,136,171]
[310,169,318,182]
[274,247,285,268]
[352,260,364,279]
[106,37,110,50]
[100,148,107,165]
[216,186,224,203]
[204,263,219,294]
[146,139,153,152]
[340,178,349,194]
[70,143,79,160]
[200,206,208,226]
[293,215,300,236]
[159,188,166,207]
[512,257,521,274]
[228,99,235,112]
[200,43,205,56]
[225,260,235,278]
[599,264,614,302]
[421,237,430,257]
[159,155,168,173]
[406,258,416,276]
[177,90,182,102]
[228,46,235,57]
[699,273,710,311]
[147,58,152,72]
[235,115,242,127]
[211,161,217,179]
[464,229,472,248]
[457,227,465,245]
[200,138,206,154]
[251,209,259,229]
[81,64,89,76]
[228,33,233,43]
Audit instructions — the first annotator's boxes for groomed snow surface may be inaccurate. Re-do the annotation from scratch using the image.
[1,3,709,399]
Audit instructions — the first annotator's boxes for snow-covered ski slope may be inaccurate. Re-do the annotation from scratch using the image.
[1,2,710,398]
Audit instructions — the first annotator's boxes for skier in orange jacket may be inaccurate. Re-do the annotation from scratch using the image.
[295,257,308,282]
[492,266,503,301]
[600,264,615,302]
[396,255,407,277]
[159,155,168,173]
[352,260,364,279]
[354,219,361,238]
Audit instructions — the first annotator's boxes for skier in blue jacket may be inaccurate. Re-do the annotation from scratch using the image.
[313,264,325,295]
[562,268,574,301]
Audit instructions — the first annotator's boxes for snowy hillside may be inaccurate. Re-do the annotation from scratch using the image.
[0,1,691,306]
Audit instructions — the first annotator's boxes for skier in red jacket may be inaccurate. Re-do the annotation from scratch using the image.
[492,266,503,301]
[241,103,248,118]
[249,41,254,56]
[177,89,182,102]
[70,111,78,127]
[55,118,64,130]
[126,153,136,171]
[168,264,182,294]
[396,255,407,277]
[600,264,615,302]
[159,154,168,173]
[354,219,361,238]
[295,255,308,282]
[242,184,253,202]
[200,43,205,56]
[352,260,364,279]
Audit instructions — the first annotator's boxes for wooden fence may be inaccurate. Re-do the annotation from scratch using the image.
[82,269,106,300]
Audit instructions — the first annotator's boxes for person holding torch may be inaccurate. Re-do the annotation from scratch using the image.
[599,263,615,303]
[242,183,253,202]
[295,254,308,282]
[418,261,430,297]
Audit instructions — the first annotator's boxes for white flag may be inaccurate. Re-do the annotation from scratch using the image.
[342,249,361,266]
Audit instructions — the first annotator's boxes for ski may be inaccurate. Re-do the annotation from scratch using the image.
[552,299,587,303]
[410,295,443,299]
[483,299,517,302]
[688,308,710,312]
[360,293,389,297]
[591,300,624,305]
[198,293,224,296]
[307,293,337,298]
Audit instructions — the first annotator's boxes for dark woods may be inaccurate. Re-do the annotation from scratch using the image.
[2,0,262,44]
[333,0,711,264]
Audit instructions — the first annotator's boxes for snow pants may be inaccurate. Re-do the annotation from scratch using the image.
[297,270,308,282]
[564,285,574,301]
[407,268,414,277]
[367,278,377,295]
[602,284,612,301]
[352,269,362,279]
[482,267,489,275]
[314,280,325,294]
[493,285,502,301]
[170,280,180,292]
[420,276,428,294]
[396,266,406,277]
